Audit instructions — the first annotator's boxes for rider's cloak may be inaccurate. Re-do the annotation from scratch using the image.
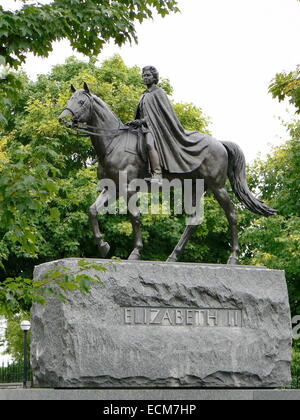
[135,85,210,173]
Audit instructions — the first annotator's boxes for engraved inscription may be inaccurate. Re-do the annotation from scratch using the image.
[123,307,243,327]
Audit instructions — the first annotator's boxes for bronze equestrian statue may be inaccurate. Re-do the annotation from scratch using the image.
[58,66,276,264]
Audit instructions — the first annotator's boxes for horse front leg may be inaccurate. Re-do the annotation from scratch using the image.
[127,191,143,260]
[89,188,113,258]
[166,222,198,262]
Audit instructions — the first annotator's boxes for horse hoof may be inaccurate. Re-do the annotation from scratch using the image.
[227,256,239,265]
[99,242,110,258]
[128,250,140,260]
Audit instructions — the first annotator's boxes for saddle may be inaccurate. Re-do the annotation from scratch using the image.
[103,127,149,168]
[124,128,148,163]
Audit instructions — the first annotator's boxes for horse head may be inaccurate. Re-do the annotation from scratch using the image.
[58,83,120,131]
[58,83,93,126]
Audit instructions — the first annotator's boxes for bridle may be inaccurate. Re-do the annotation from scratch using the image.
[61,92,127,138]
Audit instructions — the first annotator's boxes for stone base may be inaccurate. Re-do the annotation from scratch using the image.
[1,389,300,401]
[30,259,292,388]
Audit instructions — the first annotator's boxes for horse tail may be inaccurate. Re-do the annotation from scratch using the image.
[222,141,276,217]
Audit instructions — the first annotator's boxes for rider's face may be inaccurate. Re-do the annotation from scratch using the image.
[142,71,155,87]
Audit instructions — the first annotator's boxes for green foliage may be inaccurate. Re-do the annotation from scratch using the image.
[0,67,28,127]
[3,312,30,361]
[1,257,107,360]
[0,259,106,314]
[173,102,211,134]
[241,214,300,315]
[0,0,179,124]
[0,0,179,69]
[269,66,300,113]
[240,80,300,316]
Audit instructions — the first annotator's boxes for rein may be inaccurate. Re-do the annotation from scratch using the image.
[61,93,131,138]
[60,92,143,162]
[62,121,129,138]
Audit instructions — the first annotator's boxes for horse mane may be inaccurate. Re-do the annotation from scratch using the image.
[92,94,106,108]
[91,94,122,125]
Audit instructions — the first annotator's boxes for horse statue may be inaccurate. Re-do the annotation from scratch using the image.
[58,82,276,264]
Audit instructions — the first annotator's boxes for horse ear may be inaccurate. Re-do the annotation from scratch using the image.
[70,84,76,93]
[83,82,90,94]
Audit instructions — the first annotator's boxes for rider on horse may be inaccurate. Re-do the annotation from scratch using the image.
[126,66,210,183]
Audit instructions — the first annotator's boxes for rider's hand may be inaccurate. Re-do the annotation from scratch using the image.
[125,119,144,128]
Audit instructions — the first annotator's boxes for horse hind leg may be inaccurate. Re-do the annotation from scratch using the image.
[211,185,240,265]
[89,188,112,258]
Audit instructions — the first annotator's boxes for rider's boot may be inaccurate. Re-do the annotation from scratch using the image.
[144,148,163,186]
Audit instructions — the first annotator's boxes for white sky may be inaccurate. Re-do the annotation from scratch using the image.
[2,0,300,162]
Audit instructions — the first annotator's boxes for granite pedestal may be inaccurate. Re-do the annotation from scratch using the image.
[30,259,292,388]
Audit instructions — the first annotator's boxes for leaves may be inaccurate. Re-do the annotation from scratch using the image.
[0,259,106,314]
[0,1,179,132]
[241,71,300,316]
[0,1,179,68]
[2,312,31,361]
[269,67,300,113]
[173,102,211,134]
[0,68,28,126]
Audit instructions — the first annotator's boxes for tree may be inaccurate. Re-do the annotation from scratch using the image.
[0,66,28,126]
[0,0,179,124]
[0,0,179,69]
[3,312,30,361]
[242,62,300,381]
[269,66,300,113]
[239,70,300,316]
